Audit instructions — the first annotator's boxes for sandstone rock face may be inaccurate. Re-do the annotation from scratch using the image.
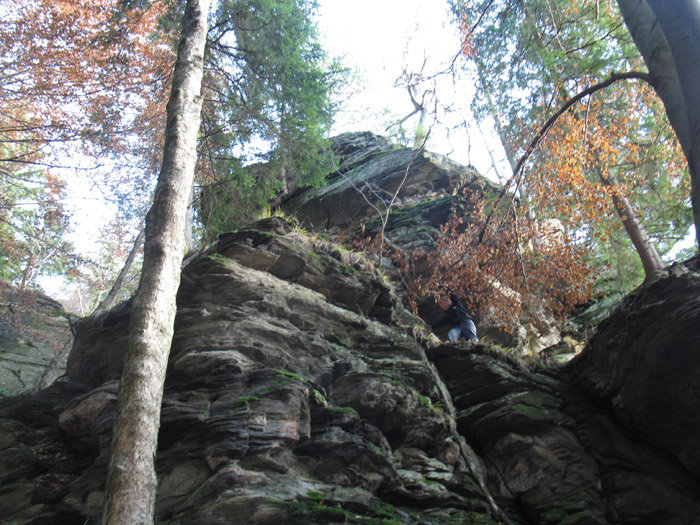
[285,132,525,348]
[433,345,700,524]
[3,135,700,524]
[283,132,486,235]
[569,256,700,478]
[2,217,700,524]
[0,282,73,395]
[2,218,500,523]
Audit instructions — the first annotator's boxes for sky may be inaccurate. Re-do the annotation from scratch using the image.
[315,0,507,178]
[314,4,700,257]
[37,0,695,298]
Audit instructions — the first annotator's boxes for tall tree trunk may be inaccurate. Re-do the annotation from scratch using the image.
[472,55,517,175]
[101,0,210,523]
[618,0,700,248]
[611,191,664,275]
[598,169,664,275]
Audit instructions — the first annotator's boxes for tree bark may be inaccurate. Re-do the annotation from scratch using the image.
[618,0,700,248]
[597,169,664,275]
[611,191,664,275]
[101,0,210,523]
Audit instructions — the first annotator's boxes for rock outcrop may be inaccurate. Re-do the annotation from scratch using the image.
[434,343,700,524]
[1,217,503,524]
[568,255,700,480]
[1,134,700,524]
[0,282,73,395]
[283,132,495,236]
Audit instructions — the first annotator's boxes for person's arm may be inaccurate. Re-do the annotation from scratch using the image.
[450,294,467,311]
[450,294,474,322]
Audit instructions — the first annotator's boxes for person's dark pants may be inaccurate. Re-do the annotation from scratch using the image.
[448,319,478,342]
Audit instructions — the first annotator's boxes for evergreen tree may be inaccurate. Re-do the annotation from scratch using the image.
[198,0,342,235]
[0,0,339,303]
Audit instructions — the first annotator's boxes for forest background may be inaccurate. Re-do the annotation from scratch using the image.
[0,0,696,318]
[4,2,700,520]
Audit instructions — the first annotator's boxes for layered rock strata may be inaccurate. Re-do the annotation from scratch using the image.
[2,133,700,524]
[2,219,700,524]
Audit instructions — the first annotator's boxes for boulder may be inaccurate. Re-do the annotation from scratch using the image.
[32,218,500,523]
[283,132,484,235]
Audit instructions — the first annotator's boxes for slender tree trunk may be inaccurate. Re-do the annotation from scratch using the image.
[92,227,145,316]
[185,185,195,252]
[611,191,664,275]
[597,169,664,275]
[102,1,209,523]
[37,337,73,390]
[472,55,517,174]
[618,0,700,248]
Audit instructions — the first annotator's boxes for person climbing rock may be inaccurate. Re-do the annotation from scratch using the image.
[437,292,478,343]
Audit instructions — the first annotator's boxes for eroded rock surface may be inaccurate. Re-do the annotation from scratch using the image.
[433,344,700,524]
[0,282,73,395]
[283,132,486,235]
[2,218,501,523]
[2,135,700,524]
[569,256,700,479]
[2,219,700,524]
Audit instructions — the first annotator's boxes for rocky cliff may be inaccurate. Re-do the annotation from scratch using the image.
[0,282,73,396]
[1,133,699,524]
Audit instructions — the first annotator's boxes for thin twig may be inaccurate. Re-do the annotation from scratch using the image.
[377,131,431,264]
[512,203,529,291]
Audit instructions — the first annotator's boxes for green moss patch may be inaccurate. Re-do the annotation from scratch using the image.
[285,493,404,524]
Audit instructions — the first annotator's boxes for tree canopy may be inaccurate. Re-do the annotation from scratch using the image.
[1,0,339,308]
[0,0,174,289]
[3,0,698,328]
[197,0,342,235]
[450,0,693,292]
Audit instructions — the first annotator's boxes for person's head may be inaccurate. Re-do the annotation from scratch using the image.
[437,294,452,311]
